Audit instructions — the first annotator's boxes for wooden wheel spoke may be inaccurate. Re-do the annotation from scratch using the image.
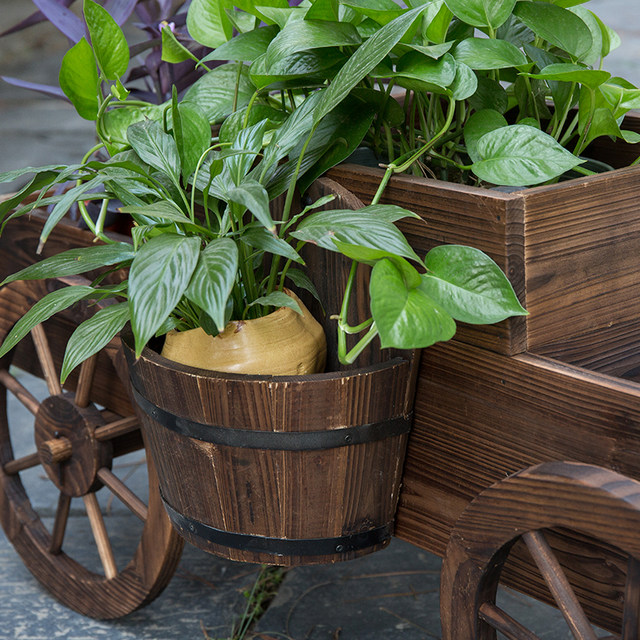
[523,531,599,640]
[0,369,40,415]
[94,415,139,442]
[479,602,543,640]
[97,467,148,522]
[75,354,98,408]
[49,493,72,555]
[3,451,41,475]
[30,324,62,396]
[83,493,117,580]
[622,556,640,640]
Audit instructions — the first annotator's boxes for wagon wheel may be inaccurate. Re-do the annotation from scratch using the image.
[0,277,184,619]
[440,461,640,640]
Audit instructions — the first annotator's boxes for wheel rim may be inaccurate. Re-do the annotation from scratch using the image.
[0,278,183,619]
[440,461,640,640]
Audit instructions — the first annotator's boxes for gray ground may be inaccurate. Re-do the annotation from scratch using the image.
[0,1,638,638]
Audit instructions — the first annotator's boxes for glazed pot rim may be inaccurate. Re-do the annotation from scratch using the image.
[121,329,412,383]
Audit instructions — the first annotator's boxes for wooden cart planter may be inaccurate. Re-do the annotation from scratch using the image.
[2,154,640,636]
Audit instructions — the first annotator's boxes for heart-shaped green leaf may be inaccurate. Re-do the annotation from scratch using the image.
[248,290,302,315]
[187,0,234,48]
[444,0,516,29]
[370,259,456,349]
[454,38,528,70]
[61,302,130,382]
[129,234,201,356]
[513,1,592,61]
[525,63,610,90]
[84,0,129,80]
[419,244,527,324]
[183,63,255,124]
[202,25,278,63]
[265,19,361,70]
[59,37,99,120]
[464,110,509,164]
[472,124,583,186]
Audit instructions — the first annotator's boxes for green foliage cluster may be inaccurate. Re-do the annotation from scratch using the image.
[0,0,560,379]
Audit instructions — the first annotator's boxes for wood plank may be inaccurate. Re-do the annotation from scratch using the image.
[522,165,640,350]
[395,340,640,630]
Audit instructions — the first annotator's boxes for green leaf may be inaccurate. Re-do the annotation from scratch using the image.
[449,62,478,100]
[201,25,278,63]
[444,0,516,29]
[265,19,361,70]
[59,37,99,120]
[292,208,421,263]
[174,102,212,182]
[161,23,198,63]
[453,38,528,70]
[184,238,238,332]
[513,1,592,61]
[60,302,130,382]
[1,243,135,285]
[0,286,96,359]
[600,79,640,112]
[333,241,422,288]
[84,0,129,80]
[227,180,275,232]
[242,227,304,263]
[118,201,192,224]
[419,245,527,324]
[472,124,583,186]
[101,104,164,152]
[187,0,234,48]
[129,234,201,357]
[250,50,345,90]
[283,268,321,304]
[370,259,456,349]
[380,51,456,92]
[423,0,453,44]
[305,0,339,21]
[39,176,106,246]
[524,63,610,90]
[340,0,403,25]
[313,5,425,126]
[468,76,509,114]
[127,120,182,187]
[567,6,602,67]
[464,109,509,164]
[183,63,255,124]
[226,120,268,185]
[248,290,303,315]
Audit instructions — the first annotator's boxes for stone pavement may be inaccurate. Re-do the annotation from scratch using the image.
[0,1,638,639]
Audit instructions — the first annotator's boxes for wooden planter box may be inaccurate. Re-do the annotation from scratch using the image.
[328,113,640,357]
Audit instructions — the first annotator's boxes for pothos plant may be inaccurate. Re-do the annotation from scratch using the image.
[0,0,527,382]
[172,0,640,187]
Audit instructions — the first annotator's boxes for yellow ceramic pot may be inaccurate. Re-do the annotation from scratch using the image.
[161,291,326,375]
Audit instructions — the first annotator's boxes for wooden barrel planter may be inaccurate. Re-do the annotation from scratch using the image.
[123,334,418,566]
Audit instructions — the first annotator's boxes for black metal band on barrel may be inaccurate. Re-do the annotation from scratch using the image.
[162,496,392,557]
[131,383,411,451]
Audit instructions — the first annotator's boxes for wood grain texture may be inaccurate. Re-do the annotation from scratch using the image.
[395,340,640,631]
[440,462,640,638]
[125,334,416,566]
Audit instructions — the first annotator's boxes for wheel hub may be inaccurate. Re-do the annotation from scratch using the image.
[34,393,112,496]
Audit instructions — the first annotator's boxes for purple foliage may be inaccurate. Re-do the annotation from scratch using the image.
[1,76,68,100]
[0,0,74,38]
[103,0,140,25]
[32,0,85,42]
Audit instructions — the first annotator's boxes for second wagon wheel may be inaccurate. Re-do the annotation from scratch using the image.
[0,277,184,619]
[440,461,640,640]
